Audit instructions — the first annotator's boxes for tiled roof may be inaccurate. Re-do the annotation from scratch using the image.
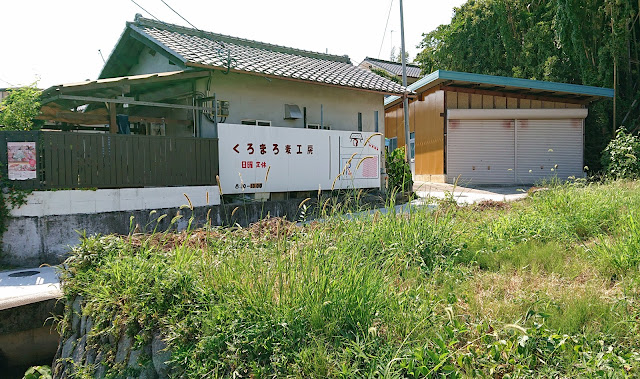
[362,57,422,78]
[129,17,408,95]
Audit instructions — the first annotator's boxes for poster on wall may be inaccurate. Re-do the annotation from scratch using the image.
[7,142,37,180]
[218,124,382,194]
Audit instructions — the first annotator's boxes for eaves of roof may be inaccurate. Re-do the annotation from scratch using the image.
[384,70,614,107]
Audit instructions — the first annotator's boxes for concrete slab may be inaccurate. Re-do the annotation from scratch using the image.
[413,181,529,205]
[0,267,62,311]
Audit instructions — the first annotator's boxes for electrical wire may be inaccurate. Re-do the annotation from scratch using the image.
[130,0,160,21]
[160,0,199,30]
[0,76,16,87]
[377,0,395,59]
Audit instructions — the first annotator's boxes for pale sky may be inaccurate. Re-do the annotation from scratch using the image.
[0,0,466,89]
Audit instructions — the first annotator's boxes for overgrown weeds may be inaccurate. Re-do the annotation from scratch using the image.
[57,180,640,377]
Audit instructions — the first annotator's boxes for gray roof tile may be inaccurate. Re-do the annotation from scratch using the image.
[133,18,407,95]
[362,57,422,79]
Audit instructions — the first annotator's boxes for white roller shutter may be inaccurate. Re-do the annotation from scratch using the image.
[447,119,516,185]
[516,119,584,184]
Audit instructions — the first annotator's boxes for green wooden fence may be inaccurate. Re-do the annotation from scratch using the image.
[0,131,219,190]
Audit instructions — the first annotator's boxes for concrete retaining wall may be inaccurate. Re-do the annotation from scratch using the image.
[10,186,221,217]
[0,299,63,372]
[2,189,306,267]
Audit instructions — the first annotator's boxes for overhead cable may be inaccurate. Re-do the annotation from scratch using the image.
[377,0,395,59]
[130,0,160,21]
[160,0,199,30]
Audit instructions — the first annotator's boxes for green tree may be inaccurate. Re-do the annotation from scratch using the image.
[0,84,42,130]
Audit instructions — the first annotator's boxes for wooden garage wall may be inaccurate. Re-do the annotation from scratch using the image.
[384,88,586,178]
[444,90,584,110]
[384,87,444,175]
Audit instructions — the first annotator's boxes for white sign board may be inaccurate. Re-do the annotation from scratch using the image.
[218,123,382,194]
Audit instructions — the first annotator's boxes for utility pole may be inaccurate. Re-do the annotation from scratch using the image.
[399,0,410,164]
[613,59,617,134]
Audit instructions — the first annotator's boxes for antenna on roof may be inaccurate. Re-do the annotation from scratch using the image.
[98,49,106,63]
[160,0,199,30]
[130,0,160,21]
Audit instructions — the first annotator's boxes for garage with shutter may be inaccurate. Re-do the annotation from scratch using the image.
[383,70,614,185]
[446,108,588,185]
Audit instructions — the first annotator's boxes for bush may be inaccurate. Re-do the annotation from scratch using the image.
[602,130,640,179]
[386,146,413,194]
[0,84,43,131]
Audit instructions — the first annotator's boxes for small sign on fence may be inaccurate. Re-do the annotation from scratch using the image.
[7,142,37,180]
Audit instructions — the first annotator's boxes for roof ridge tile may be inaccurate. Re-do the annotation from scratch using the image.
[133,16,351,64]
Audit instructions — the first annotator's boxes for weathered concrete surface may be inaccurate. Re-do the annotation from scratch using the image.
[2,198,307,267]
[0,266,62,310]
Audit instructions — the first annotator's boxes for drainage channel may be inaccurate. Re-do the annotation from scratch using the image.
[0,267,63,378]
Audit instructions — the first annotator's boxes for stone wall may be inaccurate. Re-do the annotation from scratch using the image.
[53,296,172,378]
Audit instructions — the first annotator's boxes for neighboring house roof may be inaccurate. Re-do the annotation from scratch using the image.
[384,70,615,107]
[42,70,203,97]
[100,15,408,95]
[360,57,422,79]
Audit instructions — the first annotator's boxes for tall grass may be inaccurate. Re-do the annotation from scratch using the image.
[57,180,640,377]
[593,211,640,275]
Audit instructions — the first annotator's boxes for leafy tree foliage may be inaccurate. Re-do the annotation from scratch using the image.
[416,0,640,171]
[602,129,640,179]
[386,146,413,193]
[370,67,402,84]
[0,84,42,131]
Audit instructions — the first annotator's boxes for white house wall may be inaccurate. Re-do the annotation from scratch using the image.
[127,50,384,135]
[194,73,384,132]
[129,47,183,76]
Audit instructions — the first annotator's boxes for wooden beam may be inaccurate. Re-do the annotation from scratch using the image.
[109,103,117,134]
[441,85,589,105]
[35,113,108,124]
[137,83,192,102]
[129,116,191,126]
[54,94,216,112]
[44,71,210,96]
[36,110,192,126]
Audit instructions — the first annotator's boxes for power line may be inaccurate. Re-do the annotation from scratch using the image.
[0,76,16,87]
[377,0,395,59]
[130,0,160,21]
[160,0,199,30]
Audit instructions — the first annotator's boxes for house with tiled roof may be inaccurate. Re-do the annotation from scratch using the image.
[89,14,407,137]
[2,16,411,265]
[359,57,422,85]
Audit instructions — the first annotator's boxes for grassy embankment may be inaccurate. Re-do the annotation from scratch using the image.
[59,180,640,377]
